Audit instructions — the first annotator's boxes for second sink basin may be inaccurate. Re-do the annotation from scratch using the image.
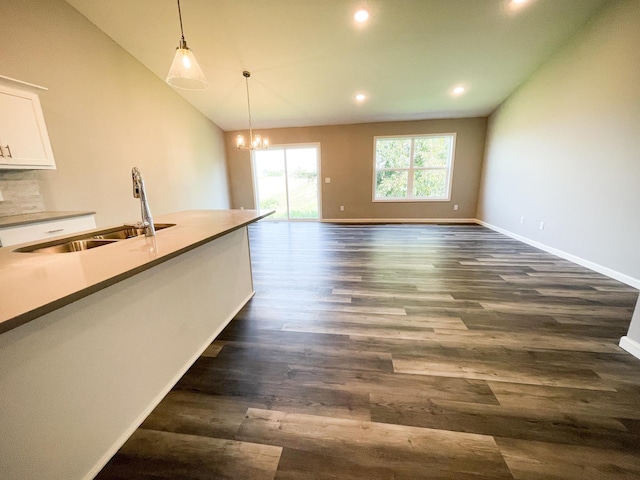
[92,223,175,240]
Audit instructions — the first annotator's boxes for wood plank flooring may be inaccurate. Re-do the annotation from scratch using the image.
[96,222,640,479]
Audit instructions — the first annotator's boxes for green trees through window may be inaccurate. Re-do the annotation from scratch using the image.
[374,134,455,201]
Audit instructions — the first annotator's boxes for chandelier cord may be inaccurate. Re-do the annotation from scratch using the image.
[244,74,254,144]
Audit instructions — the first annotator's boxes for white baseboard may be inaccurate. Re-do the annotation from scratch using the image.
[322,217,477,224]
[476,220,640,290]
[620,336,640,360]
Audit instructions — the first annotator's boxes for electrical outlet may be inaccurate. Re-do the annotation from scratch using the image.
[340,206,345,211]
[325,177,331,183]
[453,204,459,211]
[520,216,525,224]
[539,221,545,230]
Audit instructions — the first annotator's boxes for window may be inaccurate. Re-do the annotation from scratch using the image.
[373,133,456,202]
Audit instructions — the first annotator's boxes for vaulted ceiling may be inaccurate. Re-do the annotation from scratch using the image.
[66,0,608,131]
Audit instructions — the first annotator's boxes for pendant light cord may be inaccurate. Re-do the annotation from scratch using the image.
[177,0,185,43]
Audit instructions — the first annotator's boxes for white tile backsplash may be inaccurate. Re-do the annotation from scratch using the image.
[0,171,45,217]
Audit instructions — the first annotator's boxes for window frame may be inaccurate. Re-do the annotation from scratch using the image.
[372,133,456,203]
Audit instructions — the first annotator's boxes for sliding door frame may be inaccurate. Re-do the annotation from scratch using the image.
[252,142,322,221]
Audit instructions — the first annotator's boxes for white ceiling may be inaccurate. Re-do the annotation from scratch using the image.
[65,0,608,131]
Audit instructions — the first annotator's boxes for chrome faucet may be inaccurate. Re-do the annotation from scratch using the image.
[131,167,156,237]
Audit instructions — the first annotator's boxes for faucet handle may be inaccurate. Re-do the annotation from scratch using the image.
[132,167,142,199]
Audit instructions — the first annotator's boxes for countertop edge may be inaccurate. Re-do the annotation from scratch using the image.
[0,210,273,335]
[0,211,96,228]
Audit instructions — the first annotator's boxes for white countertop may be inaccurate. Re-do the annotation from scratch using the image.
[0,209,271,333]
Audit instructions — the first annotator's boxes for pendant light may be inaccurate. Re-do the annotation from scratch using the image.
[236,71,269,150]
[166,0,209,90]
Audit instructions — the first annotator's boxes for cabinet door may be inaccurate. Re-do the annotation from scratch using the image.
[0,86,56,169]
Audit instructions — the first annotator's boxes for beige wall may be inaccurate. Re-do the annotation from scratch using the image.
[477,0,640,285]
[0,0,230,227]
[226,118,487,220]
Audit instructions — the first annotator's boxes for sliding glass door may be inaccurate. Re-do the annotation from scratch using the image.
[253,144,320,220]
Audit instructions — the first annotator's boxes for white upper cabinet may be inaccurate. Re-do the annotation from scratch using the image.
[0,82,56,170]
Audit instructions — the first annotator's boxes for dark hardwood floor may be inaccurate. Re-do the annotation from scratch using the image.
[96,222,640,479]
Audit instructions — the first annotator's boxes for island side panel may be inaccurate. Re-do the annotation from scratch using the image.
[0,227,253,480]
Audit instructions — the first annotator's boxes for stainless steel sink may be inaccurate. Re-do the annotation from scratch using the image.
[13,223,176,253]
[18,239,118,254]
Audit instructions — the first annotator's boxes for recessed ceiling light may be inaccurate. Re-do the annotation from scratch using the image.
[355,93,366,102]
[452,86,465,95]
[354,10,369,23]
[507,0,530,12]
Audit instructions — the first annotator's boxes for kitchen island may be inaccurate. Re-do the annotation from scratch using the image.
[0,209,271,480]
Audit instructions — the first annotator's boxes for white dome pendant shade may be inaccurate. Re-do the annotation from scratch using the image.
[165,0,209,90]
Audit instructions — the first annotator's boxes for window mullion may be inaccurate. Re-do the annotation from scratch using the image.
[406,139,415,198]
